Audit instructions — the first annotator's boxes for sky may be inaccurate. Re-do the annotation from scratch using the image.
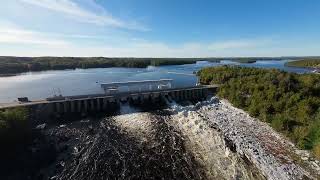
[0,0,320,57]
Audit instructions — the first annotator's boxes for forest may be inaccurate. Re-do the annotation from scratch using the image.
[286,59,320,68]
[0,57,221,75]
[1,56,318,76]
[0,56,303,76]
[198,66,320,158]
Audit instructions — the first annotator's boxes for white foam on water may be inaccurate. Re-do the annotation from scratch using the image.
[166,97,257,179]
[109,97,270,179]
[113,103,155,144]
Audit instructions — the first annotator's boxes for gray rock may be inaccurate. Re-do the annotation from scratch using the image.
[36,123,46,130]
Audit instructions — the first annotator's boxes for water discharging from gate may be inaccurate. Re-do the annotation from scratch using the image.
[52,97,263,179]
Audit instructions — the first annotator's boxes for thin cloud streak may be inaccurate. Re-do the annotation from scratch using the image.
[0,30,280,57]
[0,26,69,46]
[0,20,150,49]
[0,22,287,57]
[208,39,274,51]
[18,0,149,31]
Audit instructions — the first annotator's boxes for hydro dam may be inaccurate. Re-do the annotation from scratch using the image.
[0,79,218,122]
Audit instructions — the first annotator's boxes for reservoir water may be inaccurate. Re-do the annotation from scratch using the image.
[0,60,312,103]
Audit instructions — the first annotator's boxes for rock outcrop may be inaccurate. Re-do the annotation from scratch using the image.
[169,97,320,179]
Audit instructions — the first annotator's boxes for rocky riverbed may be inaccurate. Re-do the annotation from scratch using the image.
[2,97,320,180]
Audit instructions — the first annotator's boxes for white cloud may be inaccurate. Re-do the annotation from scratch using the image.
[0,24,270,57]
[18,0,149,31]
[0,37,277,57]
[208,39,273,51]
[1,40,317,57]
[105,39,275,57]
[0,25,69,46]
[0,23,314,57]
[0,19,126,46]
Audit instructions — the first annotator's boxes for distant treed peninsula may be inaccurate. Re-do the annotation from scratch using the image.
[286,59,320,68]
[0,56,272,75]
[0,57,218,75]
[0,56,319,75]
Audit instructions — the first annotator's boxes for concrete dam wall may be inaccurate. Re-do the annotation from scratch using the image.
[1,86,218,123]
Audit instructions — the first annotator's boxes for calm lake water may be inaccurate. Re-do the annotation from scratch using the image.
[0,60,312,103]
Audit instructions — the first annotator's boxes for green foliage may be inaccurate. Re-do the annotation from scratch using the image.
[232,59,256,63]
[286,59,320,68]
[313,144,320,158]
[0,107,30,144]
[150,59,196,66]
[198,66,320,158]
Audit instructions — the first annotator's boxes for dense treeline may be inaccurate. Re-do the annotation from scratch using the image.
[0,57,220,75]
[232,59,257,63]
[286,59,320,68]
[198,66,320,158]
[1,56,319,75]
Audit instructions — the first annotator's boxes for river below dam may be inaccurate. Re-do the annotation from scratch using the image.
[3,97,319,180]
[0,60,312,103]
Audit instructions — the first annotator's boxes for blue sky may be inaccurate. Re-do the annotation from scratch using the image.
[0,0,319,57]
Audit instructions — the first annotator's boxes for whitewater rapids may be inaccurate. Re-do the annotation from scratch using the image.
[33,97,320,180]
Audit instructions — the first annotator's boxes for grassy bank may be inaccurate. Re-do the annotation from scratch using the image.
[286,59,320,68]
[198,66,320,158]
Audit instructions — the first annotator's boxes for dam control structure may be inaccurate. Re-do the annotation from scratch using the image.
[0,80,218,123]
[101,79,173,95]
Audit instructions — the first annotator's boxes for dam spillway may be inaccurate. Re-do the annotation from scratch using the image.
[0,85,218,123]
